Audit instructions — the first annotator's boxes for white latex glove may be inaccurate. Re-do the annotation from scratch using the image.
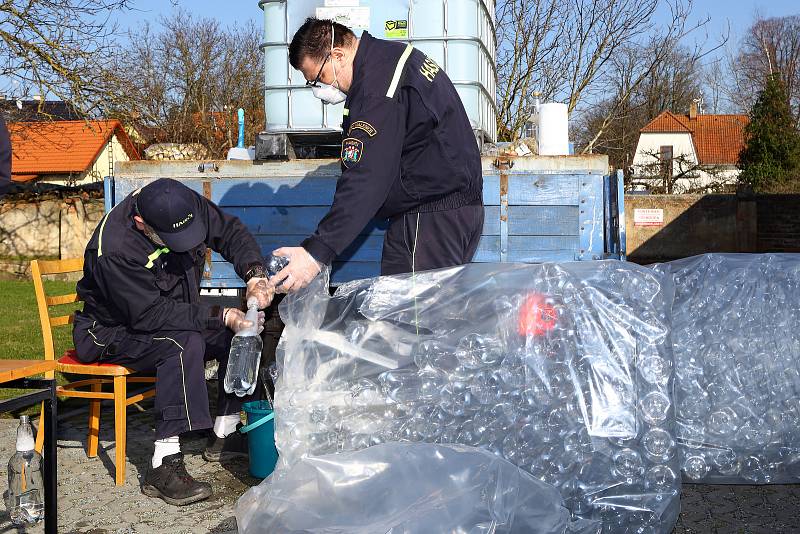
[246,277,275,310]
[224,308,266,335]
[271,247,323,293]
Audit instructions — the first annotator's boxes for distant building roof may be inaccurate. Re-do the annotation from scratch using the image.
[0,100,82,121]
[9,120,140,182]
[640,111,749,165]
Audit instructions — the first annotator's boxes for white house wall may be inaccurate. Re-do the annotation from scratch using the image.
[632,131,740,192]
[632,132,697,174]
[40,133,132,186]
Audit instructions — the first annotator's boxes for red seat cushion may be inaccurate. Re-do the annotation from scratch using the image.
[58,349,126,368]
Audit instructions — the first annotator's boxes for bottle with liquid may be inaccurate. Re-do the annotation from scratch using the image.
[266,254,290,278]
[5,416,44,524]
[224,298,263,397]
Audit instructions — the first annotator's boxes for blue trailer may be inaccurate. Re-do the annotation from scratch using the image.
[107,154,625,288]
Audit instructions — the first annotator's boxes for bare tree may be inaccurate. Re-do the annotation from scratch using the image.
[495,0,713,144]
[702,59,730,115]
[631,149,736,194]
[729,15,800,127]
[0,0,131,118]
[495,0,566,140]
[105,11,263,158]
[573,43,706,175]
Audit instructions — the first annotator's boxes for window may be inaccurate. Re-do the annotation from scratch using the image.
[659,145,673,179]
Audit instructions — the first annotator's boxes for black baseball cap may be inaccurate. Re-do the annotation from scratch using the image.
[135,178,207,252]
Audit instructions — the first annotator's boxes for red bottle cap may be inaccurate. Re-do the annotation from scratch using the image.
[518,293,558,336]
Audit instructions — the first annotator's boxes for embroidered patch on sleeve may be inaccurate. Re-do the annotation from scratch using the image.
[341,137,364,168]
[348,121,377,137]
[420,55,441,82]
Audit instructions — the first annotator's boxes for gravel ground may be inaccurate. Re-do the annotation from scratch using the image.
[0,387,796,534]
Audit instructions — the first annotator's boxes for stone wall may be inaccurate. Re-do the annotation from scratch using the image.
[625,195,740,263]
[0,197,62,258]
[756,196,800,252]
[60,198,105,258]
[625,194,800,263]
[144,143,210,161]
[0,197,103,278]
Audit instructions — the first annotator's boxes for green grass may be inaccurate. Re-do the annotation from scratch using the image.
[0,279,81,414]
[0,255,59,262]
[0,280,79,361]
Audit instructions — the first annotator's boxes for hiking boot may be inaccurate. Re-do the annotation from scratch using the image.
[141,453,212,506]
[202,427,248,462]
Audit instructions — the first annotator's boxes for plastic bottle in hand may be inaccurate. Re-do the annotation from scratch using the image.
[5,416,43,524]
[224,298,263,397]
[266,254,290,278]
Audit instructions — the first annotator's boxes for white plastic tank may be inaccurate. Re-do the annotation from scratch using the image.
[260,0,497,143]
[537,102,569,156]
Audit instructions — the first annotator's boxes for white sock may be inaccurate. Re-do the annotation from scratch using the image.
[213,414,241,439]
[152,436,181,468]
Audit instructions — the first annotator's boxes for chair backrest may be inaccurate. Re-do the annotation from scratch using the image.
[30,258,84,365]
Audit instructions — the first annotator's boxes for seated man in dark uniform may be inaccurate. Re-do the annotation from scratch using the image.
[73,178,273,505]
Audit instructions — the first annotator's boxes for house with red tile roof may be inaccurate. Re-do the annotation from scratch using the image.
[632,103,748,193]
[8,119,139,186]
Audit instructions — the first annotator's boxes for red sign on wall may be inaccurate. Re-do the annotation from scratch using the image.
[634,208,665,227]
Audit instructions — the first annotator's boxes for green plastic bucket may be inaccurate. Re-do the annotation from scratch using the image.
[240,400,278,479]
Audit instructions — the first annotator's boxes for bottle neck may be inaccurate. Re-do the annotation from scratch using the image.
[16,420,35,452]
[236,301,260,337]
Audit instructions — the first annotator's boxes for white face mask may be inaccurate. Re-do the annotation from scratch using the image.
[312,82,347,105]
[311,26,347,105]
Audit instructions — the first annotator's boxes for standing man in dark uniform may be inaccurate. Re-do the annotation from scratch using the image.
[73,178,274,505]
[0,113,11,197]
[272,18,484,291]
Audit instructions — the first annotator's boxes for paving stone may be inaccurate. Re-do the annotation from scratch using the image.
[0,384,799,533]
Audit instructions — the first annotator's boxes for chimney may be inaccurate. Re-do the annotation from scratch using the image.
[689,101,697,120]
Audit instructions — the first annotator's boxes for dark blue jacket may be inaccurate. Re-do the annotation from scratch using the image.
[76,191,264,333]
[303,32,483,265]
[0,115,11,196]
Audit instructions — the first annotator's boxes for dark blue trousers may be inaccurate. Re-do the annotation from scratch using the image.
[381,204,484,276]
[73,313,259,439]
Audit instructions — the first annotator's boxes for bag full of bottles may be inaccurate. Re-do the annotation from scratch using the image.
[237,441,601,533]
[238,261,680,533]
[655,253,800,484]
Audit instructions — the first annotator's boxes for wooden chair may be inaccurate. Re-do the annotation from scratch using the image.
[31,258,156,486]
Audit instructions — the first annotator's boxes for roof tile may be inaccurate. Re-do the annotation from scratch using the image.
[640,111,749,165]
[641,111,692,133]
[9,120,140,179]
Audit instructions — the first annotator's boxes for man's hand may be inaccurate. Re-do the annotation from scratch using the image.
[246,277,274,309]
[270,247,322,293]
[224,307,266,334]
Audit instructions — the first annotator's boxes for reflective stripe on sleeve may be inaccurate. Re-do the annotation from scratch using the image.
[386,44,414,98]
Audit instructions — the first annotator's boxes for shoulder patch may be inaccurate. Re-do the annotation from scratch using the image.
[341,137,364,168]
[349,121,377,137]
[420,56,441,83]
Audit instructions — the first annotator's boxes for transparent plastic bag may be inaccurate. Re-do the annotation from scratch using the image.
[260,262,679,533]
[236,442,599,534]
[655,253,800,483]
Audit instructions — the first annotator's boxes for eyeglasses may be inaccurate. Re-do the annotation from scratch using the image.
[305,53,331,88]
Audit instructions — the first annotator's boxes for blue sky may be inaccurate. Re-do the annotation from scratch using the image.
[684,0,799,56]
[113,0,799,72]
[114,0,260,31]
[7,1,797,101]
[115,0,799,41]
